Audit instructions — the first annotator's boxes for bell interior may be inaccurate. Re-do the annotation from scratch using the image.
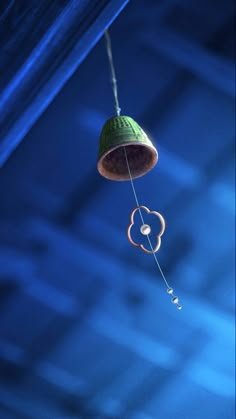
[98,144,157,181]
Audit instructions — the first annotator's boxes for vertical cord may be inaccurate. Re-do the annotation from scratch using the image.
[104,29,121,116]
[104,30,181,306]
[124,147,171,289]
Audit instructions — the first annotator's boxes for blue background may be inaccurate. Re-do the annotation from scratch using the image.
[0,0,235,418]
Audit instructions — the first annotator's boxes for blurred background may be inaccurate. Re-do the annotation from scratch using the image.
[0,0,235,418]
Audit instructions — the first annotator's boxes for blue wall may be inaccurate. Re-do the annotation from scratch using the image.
[0,0,235,418]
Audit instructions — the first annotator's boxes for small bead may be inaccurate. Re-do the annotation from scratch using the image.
[171,296,179,304]
[167,287,174,294]
[177,304,182,310]
[140,224,151,235]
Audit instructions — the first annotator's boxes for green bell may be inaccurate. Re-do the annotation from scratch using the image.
[97,115,158,181]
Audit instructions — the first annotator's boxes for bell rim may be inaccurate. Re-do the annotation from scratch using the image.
[97,141,158,181]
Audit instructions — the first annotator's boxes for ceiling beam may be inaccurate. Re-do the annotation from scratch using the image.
[143,27,235,98]
[0,0,129,167]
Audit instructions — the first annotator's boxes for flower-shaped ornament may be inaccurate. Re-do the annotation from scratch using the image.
[127,206,165,254]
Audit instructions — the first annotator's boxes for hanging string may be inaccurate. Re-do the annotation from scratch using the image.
[124,147,170,288]
[104,30,182,309]
[124,146,182,309]
[104,29,121,116]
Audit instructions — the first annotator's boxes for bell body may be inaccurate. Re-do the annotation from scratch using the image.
[97,115,158,181]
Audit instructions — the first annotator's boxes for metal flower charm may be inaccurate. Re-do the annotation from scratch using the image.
[127,206,165,254]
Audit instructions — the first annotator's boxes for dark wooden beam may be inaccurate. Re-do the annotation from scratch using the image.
[0,0,129,166]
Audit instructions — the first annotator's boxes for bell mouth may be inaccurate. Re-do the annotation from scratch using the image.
[97,143,158,181]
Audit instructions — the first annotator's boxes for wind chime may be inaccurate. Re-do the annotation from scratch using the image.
[97,30,182,310]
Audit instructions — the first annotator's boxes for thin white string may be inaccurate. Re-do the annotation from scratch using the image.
[124,147,171,289]
[104,30,181,306]
[146,235,170,288]
[123,145,144,223]
[104,29,121,117]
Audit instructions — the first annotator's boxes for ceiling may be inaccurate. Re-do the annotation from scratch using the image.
[0,0,235,418]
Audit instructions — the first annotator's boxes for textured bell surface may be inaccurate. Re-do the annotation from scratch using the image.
[97,115,158,181]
